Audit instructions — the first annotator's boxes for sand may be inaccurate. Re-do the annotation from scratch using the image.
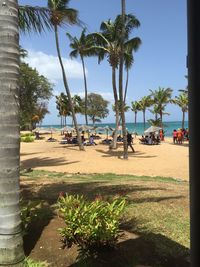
[20,133,189,181]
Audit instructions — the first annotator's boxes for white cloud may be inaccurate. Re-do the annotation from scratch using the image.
[23,50,87,83]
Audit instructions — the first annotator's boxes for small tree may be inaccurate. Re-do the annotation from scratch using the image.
[19,62,53,130]
[86,93,109,126]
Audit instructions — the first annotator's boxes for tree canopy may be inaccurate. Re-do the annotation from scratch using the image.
[19,62,53,129]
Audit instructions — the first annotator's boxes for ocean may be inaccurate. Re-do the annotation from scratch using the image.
[41,121,188,137]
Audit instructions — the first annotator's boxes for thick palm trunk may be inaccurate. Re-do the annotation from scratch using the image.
[111,66,119,149]
[119,0,128,159]
[0,1,24,265]
[81,56,88,125]
[54,26,84,150]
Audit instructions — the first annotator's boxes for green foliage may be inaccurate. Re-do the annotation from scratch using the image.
[20,199,46,235]
[57,194,126,255]
[20,136,35,142]
[23,257,49,267]
[85,93,109,125]
[21,133,35,137]
[19,62,53,130]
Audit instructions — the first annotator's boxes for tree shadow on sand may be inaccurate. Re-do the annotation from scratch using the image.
[20,156,80,170]
[95,149,157,159]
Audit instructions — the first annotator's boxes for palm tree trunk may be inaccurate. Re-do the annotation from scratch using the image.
[160,112,163,127]
[135,112,137,125]
[111,66,119,149]
[124,68,129,103]
[143,110,146,129]
[0,1,25,265]
[182,110,185,129]
[119,0,128,159]
[81,55,88,125]
[54,25,84,150]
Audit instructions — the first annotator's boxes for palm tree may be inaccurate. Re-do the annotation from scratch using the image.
[131,101,140,125]
[0,3,52,265]
[171,92,188,129]
[88,13,140,151]
[149,87,173,126]
[47,0,84,150]
[138,95,152,129]
[66,28,94,125]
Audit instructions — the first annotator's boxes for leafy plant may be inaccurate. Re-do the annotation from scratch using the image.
[23,257,49,267]
[56,194,126,257]
[20,199,46,235]
[20,135,35,142]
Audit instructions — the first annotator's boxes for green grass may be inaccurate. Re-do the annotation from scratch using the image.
[20,169,189,264]
[20,169,187,184]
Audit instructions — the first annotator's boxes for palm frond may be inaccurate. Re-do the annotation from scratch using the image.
[18,5,52,34]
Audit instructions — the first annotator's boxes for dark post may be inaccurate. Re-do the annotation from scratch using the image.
[187,0,200,266]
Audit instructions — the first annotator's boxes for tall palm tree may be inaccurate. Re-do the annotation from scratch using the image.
[66,28,94,125]
[47,0,84,150]
[88,13,140,150]
[171,92,188,129]
[131,101,140,125]
[0,2,52,265]
[139,95,152,129]
[149,87,173,126]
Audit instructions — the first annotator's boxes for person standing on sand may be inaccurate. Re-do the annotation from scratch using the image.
[127,132,135,152]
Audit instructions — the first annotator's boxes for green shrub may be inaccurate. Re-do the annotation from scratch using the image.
[20,136,35,142]
[21,133,35,137]
[23,257,49,267]
[20,199,45,235]
[56,194,126,255]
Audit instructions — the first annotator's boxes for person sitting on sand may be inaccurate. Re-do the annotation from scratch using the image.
[89,136,96,145]
[139,135,146,143]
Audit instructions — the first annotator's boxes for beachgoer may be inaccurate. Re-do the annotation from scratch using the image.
[177,129,183,144]
[159,129,164,141]
[127,132,135,152]
[173,129,178,144]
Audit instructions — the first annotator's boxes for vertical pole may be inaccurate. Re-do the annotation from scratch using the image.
[187,0,200,266]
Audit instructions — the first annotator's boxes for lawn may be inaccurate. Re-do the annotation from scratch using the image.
[20,170,190,267]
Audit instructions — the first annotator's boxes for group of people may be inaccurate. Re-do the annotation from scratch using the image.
[172,128,189,144]
[139,133,160,145]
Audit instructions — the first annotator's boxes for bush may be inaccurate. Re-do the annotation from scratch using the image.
[20,199,46,235]
[20,136,35,142]
[21,132,35,137]
[56,194,126,256]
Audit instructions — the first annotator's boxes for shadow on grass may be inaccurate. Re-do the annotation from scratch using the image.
[20,180,189,267]
[20,181,174,205]
[23,204,54,256]
[20,156,80,169]
[68,232,189,267]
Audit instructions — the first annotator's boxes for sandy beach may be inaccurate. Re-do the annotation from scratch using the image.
[20,132,189,181]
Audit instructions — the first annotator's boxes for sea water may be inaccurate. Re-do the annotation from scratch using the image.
[42,121,188,137]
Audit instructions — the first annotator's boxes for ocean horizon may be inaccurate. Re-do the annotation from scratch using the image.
[41,121,188,137]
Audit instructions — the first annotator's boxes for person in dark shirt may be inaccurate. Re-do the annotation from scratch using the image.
[127,132,135,152]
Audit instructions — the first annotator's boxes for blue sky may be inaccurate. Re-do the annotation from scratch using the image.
[19,0,188,125]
